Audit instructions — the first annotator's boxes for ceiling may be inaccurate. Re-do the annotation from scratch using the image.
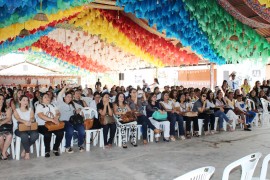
[89,0,269,63]
[225,0,270,42]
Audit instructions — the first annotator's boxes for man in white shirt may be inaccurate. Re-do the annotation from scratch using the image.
[228,71,239,91]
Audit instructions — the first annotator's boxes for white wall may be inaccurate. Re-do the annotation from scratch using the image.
[0,77,50,86]
[216,61,265,88]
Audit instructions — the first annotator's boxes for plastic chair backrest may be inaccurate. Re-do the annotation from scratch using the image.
[113,114,122,126]
[12,115,18,133]
[80,107,98,119]
[260,98,269,113]
[174,166,215,180]
[222,152,262,180]
[246,99,255,110]
[259,154,270,180]
[81,97,93,107]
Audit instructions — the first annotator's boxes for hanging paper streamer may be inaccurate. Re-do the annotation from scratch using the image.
[23,51,91,76]
[32,36,107,72]
[116,0,225,65]
[0,13,80,54]
[0,27,54,54]
[99,9,200,65]
[70,9,164,67]
[0,0,93,28]
[47,28,154,71]
[0,6,82,42]
[182,0,270,63]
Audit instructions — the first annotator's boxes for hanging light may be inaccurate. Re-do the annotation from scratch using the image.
[19,23,30,37]
[33,0,48,21]
[229,21,239,41]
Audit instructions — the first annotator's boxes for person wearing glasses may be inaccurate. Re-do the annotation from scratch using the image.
[127,88,161,145]
[192,93,215,135]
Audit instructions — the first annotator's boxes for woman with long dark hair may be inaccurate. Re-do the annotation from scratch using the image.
[146,93,170,142]
[97,92,116,148]
[57,86,85,153]
[160,91,185,141]
[113,92,137,148]
[36,93,64,158]
[179,93,199,138]
[206,91,232,131]
[127,88,161,145]
[0,94,12,160]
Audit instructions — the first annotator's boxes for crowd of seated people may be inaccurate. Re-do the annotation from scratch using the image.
[0,78,269,160]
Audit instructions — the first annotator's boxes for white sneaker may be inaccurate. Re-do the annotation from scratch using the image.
[65,147,74,153]
[180,136,186,140]
[170,136,176,142]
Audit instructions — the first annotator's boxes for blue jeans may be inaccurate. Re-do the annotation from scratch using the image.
[214,110,230,129]
[15,130,39,153]
[137,115,156,140]
[246,111,256,124]
[64,121,85,148]
[167,112,184,136]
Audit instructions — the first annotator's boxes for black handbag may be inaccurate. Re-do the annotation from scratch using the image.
[69,113,84,125]
[204,109,214,114]
[0,123,13,132]
[210,107,220,112]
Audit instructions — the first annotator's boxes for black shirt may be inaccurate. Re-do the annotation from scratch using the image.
[97,102,113,114]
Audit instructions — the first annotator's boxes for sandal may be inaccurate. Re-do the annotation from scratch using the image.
[170,136,176,142]
[143,140,148,145]
[238,119,244,124]
[131,142,138,147]
[193,131,200,137]
[1,154,8,160]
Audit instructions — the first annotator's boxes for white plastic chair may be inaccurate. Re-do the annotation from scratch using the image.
[174,166,215,180]
[260,98,270,126]
[15,136,40,160]
[39,134,64,157]
[198,119,204,135]
[246,99,260,127]
[6,136,15,159]
[252,154,270,180]
[12,115,40,160]
[80,107,104,151]
[113,114,138,147]
[81,97,93,107]
[222,152,262,180]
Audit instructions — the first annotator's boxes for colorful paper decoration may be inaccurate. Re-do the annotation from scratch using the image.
[32,36,107,72]
[116,0,226,64]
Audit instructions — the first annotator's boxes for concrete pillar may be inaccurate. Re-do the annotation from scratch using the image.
[210,63,214,90]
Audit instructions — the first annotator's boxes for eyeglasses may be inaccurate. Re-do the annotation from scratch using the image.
[202,95,206,97]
